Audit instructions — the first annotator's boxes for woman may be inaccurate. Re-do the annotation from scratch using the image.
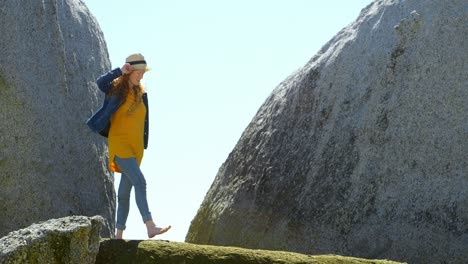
[87,53,171,239]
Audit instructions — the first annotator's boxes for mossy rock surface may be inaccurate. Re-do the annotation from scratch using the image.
[96,239,404,264]
[0,216,103,264]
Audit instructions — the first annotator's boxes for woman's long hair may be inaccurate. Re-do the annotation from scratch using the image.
[109,74,143,114]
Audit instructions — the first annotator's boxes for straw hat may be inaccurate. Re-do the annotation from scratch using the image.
[125,53,147,70]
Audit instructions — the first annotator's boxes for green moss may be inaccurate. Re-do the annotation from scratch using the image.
[1,233,71,263]
[0,71,31,108]
[0,73,7,92]
[96,239,404,264]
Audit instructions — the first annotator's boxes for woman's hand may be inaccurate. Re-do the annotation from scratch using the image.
[121,63,133,75]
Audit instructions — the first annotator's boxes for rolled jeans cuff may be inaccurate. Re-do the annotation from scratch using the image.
[116,223,126,231]
[142,213,153,223]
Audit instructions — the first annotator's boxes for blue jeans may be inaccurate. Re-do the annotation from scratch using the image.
[114,156,152,230]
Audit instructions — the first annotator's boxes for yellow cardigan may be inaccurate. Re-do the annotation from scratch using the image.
[108,90,146,172]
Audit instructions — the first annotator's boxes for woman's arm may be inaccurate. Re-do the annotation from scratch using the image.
[96,64,132,94]
[96,67,122,94]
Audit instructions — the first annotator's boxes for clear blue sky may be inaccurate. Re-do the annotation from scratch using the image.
[83,0,372,242]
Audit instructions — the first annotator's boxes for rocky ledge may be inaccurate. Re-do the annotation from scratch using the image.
[96,239,404,264]
[0,216,403,263]
[0,216,103,264]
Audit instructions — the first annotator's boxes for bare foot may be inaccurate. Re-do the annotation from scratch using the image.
[148,225,171,238]
[115,229,123,239]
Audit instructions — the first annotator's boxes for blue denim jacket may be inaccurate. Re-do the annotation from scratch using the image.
[86,68,149,149]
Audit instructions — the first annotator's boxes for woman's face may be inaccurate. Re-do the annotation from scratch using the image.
[128,69,145,86]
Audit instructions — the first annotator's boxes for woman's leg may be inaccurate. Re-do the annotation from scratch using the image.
[114,156,152,222]
[115,172,132,239]
[114,156,171,238]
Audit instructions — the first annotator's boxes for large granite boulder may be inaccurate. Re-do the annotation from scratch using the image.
[0,0,114,237]
[0,216,104,264]
[187,0,468,263]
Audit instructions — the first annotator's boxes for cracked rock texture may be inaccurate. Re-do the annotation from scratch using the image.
[187,0,468,263]
[0,216,104,264]
[0,0,114,237]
